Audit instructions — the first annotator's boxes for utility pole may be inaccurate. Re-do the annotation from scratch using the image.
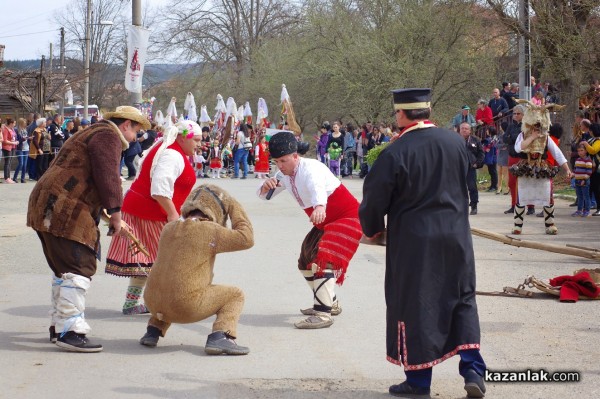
[83,0,92,119]
[39,56,45,114]
[60,27,65,119]
[131,0,142,108]
[518,0,531,101]
[49,43,53,72]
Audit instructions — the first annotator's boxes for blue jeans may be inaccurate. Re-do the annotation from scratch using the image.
[233,149,248,178]
[405,349,486,388]
[575,181,590,212]
[13,150,28,182]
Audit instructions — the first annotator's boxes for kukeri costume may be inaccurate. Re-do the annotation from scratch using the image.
[27,106,150,352]
[139,184,254,355]
[509,101,568,235]
[358,89,486,398]
[258,132,362,329]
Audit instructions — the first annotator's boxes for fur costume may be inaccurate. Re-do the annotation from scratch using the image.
[509,100,566,235]
[143,184,254,339]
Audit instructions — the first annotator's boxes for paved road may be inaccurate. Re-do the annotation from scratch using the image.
[1,175,599,399]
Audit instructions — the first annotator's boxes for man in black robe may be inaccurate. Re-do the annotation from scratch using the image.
[358,88,487,398]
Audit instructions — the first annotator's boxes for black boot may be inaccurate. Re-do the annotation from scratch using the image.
[389,381,431,398]
[49,326,57,343]
[470,207,478,215]
[56,331,103,353]
[463,369,486,398]
[205,331,249,355]
[139,325,161,347]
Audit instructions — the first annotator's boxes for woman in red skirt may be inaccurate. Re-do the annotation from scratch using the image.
[254,135,270,178]
[105,120,202,314]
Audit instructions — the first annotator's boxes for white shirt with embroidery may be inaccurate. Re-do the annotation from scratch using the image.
[514,133,567,166]
[150,149,185,199]
[257,157,340,209]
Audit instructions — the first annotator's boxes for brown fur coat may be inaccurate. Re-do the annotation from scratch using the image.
[144,184,254,324]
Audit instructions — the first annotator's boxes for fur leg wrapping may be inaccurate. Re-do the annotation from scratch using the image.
[544,205,558,235]
[512,205,525,234]
[55,273,91,336]
[50,276,61,327]
[312,267,336,314]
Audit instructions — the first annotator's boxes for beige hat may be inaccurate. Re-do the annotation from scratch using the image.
[103,106,151,130]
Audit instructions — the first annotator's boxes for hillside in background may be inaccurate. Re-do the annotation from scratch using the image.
[2,59,188,84]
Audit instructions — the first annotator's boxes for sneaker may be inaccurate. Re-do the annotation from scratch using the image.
[536,211,544,218]
[463,369,486,398]
[241,176,247,179]
[139,326,161,347]
[571,211,582,217]
[49,326,57,343]
[593,210,600,216]
[389,381,431,398]
[301,301,342,316]
[294,313,334,329]
[204,331,249,355]
[504,207,514,214]
[56,331,103,353]
[486,187,496,192]
[581,211,590,217]
[470,207,478,215]
[569,202,577,207]
[526,207,535,215]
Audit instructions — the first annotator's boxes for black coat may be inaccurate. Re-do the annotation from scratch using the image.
[359,126,481,368]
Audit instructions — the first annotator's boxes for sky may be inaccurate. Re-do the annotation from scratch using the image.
[0,0,167,61]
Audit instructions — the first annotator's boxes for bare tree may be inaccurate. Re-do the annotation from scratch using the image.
[486,0,600,151]
[158,0,302,85]
[55,0,127,108]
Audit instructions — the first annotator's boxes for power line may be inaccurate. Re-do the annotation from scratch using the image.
[0,29,58,39]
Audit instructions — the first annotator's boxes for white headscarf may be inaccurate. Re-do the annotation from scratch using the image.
[149,120,202,177]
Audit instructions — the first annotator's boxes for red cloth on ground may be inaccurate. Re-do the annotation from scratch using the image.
[549,271,600,302]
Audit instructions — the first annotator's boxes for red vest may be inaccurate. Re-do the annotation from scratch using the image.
[122,141,196,221]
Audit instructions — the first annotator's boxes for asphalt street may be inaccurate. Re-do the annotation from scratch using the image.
[1,174,599,399]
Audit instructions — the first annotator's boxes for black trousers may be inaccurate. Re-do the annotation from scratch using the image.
[486,163,497,189]
[467,168,478,207]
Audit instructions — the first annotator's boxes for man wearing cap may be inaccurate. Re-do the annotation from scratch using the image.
[258,132,363,329]
[359,89,487,398]
[27,106,150,352]
[450,105,476,131]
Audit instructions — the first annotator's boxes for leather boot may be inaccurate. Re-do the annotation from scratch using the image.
[205,331,249,355]
[139,325,161,347]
